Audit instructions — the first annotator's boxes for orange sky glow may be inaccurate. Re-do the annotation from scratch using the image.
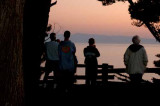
[49,0,153,38]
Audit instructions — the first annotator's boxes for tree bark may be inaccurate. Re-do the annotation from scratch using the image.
[0,0,52,105]
[0,0,25,106]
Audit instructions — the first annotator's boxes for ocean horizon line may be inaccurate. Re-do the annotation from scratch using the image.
[54,33,159,44]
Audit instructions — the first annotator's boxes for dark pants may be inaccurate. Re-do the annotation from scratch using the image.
[85,64,97,85]
[43,60,59,83]
[129,74,143,84]
[59,70,75,90]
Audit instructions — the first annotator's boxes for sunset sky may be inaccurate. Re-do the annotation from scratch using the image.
[49,0,153,38]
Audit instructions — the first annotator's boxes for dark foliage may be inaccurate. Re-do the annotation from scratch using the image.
[98,0,160,42]
[98,0,127,6]
[129,0,160,23]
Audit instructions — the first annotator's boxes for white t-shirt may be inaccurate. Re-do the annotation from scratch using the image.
[45,41,59,61]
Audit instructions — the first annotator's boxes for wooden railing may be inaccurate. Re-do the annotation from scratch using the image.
[76,64,113,84]
[42,63,113,83]
[107,68,160,74]
[41,64,160,84]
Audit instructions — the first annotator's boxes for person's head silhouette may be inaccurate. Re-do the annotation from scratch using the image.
[88,38,95,46]
[132,35,141,45]
[50,33,56,41]
[64,31,70,41]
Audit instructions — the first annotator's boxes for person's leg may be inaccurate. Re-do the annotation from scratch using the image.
[85,66,90,85]
[43,71,50,82]
[53,61,59,88]
[135,74,143,83]
[62,70,72,92]
[91,67,97,86]
[67,71,74,89]
[62,70,68,90]
[55,70,66,94]
[130,74,143,85]
[129,74,136,83]
[57,70,64,90]
[43,61,52,87]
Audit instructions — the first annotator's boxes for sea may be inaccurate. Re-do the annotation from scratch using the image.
[75,43,159,68]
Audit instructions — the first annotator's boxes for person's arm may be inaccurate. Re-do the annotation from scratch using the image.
[143,48,148,66]
[95,48,100,57]
[72,43,76,54]
[83,48,87,57]
[124,48,130,66]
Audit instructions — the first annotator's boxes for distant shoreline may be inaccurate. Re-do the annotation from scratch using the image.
[74,42,160,45]
[55,33,159,44]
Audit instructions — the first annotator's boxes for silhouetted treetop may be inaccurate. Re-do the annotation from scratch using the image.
[128,0,160,41]
[98,0,160,42]
[98,0,127,6]
[129,0,160,25]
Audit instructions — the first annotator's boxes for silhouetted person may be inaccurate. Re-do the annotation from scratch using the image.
[56,39,61,43]
[84,38,100,86]
[58,31,76,92]
[124,35,148,84]
[43,33,59,88]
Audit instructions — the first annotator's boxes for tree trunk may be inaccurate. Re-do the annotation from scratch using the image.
[0,0,52,105]
[145,22,160,42]
[23,0,51,105]
[0,0,25,106]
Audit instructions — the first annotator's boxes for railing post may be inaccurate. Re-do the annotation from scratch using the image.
[102,63,108,84]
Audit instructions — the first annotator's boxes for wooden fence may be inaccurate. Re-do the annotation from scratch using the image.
[42,63,160,84]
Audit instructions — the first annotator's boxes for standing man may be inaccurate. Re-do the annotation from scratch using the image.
[43,33,59,88]
[124,35,148,84]
[58,31,76,91]
[84,38,100,86]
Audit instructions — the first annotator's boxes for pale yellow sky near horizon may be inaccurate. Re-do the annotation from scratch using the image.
[49,0,153,38]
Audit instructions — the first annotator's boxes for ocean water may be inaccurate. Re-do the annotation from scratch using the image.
[75,43,160,68]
